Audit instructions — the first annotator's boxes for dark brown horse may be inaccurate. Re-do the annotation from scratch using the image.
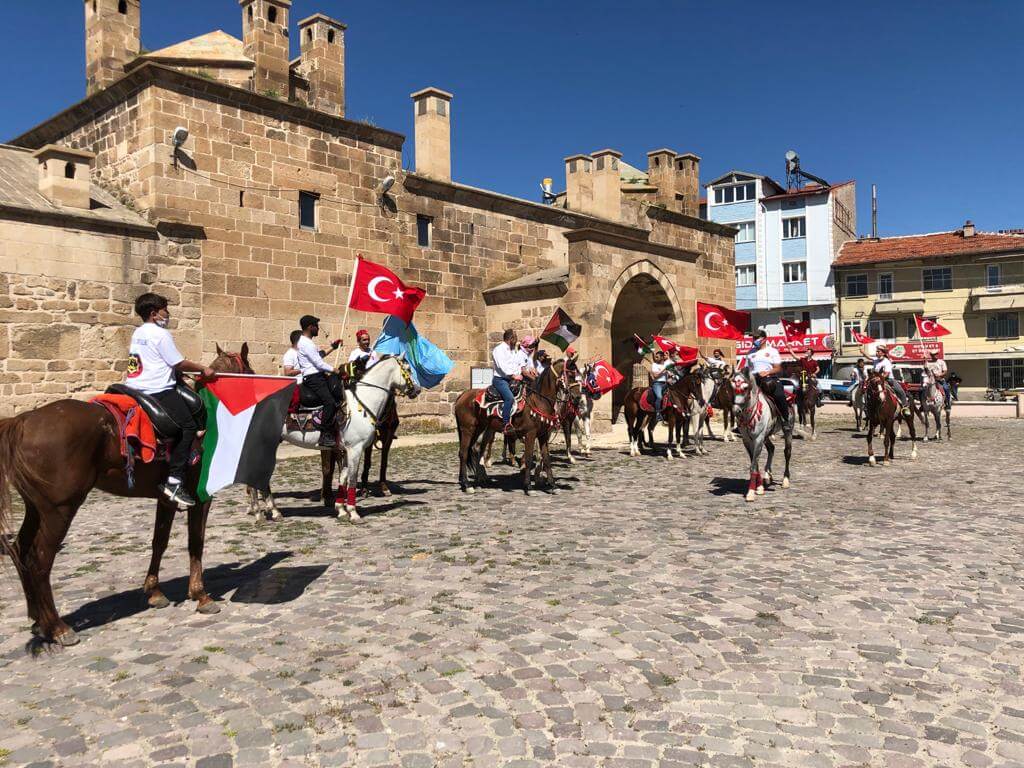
[455,360,564,495]
[796,372,819,441]
[0,344,252,645]
[705,372,736,443]
[864,371,918,466]
[358,395,399,497]
[622,369,687,459]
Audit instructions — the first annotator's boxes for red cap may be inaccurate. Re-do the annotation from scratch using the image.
[356,329,369,339]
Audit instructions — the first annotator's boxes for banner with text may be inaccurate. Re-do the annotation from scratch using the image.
[736,333,835,358]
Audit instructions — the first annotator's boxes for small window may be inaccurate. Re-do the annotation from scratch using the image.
[782,217,806,239]
[923,266,952,292]
[299,191,318,231]
[987,312,1019,340]
[568,159,577,174]
[676,160,683,170]
[595,157,605,171]
[989,359,1024,389]
[723,185,734,203]
[118,0,127,13]
[987,264,1002,289]
[783,261,807,283]
[735,265,756,287]
[437,98,447,117]
[248,6,253,24]
[653,156,661,167]
[328,29,335,44]
[239,190,245,208]
[417,98,427,116]
[64,162,76,180]
[268,5,278,24]
[845,273,868,297]
[307,28,313,42]
[867,319,895,342]
[842,321,861,345]
[878,272,893,300]
[416,214,432,247]
[734,221,755,243]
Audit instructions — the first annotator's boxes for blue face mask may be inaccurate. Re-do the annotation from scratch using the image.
[752,338,764,350]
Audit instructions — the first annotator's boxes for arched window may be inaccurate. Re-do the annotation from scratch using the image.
[268,5,277,23]
[307,28,313,42]
[118,0,127,14]
[327,29,335,44]
[65,162,76,180]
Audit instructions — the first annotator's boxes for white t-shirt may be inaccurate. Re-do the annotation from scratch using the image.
[296,335,333,377]
[282,348,302,383]
[348,348,380,368]
[707,357,729,370]
[492,343,522,378]
[925,359,947,379]
[747,345,781,375]
[873,357,894,377]
[651,361,669,380]
[124,322,184,395]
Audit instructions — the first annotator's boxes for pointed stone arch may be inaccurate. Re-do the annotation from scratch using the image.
[603,259,684,336]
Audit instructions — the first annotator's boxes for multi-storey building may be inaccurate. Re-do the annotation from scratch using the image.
[705,170,857,357]
[0,0,736,423]
[834,222,1024,397]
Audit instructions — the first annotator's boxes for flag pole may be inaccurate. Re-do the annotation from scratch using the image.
[331,256,360,367]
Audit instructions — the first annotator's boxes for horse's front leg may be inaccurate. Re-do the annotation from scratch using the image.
[521,431,536,495]
[187,501,219,614]
[144,500,176,609]
[563,417,575,465]
[760,436,774,494]
[377,432,394,497]
[263,488,281,521]
[782,429,793,488]
[867,419,877,466]
[321,447,335,507]
[809,406,816,441]
[341,442,364,522]
[745,440,760,503]
[540,433,555,489]
[583,413,592,455]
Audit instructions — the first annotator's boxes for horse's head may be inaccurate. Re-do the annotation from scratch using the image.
[213,342,253,374]
[731,370,753,411]
[384,354,420,399]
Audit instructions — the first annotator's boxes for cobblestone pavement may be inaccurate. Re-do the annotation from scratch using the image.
[2,415,1024,768]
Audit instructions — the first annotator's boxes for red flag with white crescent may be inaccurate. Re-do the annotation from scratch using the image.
[697,301,750,341]
[852,328,875,344]
[780,317,810,341]
[588,359,624,394]
[347,255,426,324]
[914,315,951,337]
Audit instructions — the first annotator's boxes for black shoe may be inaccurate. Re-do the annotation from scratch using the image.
[318,433,337,448]
[159,481,196,509]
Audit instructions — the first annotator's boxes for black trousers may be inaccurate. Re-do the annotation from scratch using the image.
[303,372,337,429]
[152,388,198,481]
[757,375,791,426]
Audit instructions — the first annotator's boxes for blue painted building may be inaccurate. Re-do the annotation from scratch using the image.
[705,171,857,346]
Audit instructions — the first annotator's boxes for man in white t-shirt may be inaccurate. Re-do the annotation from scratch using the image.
[124,293,216,509]
[282,330,303,382]
[297,314,341,448]
[348,329,381,372]
[650,349,670,422]
[873,345,910,415]
[746,330,791,430]
[924,351,950,407]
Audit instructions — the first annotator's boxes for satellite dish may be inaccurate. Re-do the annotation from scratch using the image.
[785,149,798,163]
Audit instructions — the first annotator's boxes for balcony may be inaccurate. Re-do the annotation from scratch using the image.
[873,296,925,315]
[970,284,1024,311]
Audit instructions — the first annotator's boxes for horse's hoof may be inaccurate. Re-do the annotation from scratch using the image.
[196,599,221,615]
[524,489,533,497]
[911,450,918,460]
[763,472,772,486]
[745,491,756,502]
[54,627,79,646]
[380,485,392,498]
[782,477,790,489]
[868,456,876,466]
[147,593,170,609]
[755,485,764,496]
[883,459,892,466]
[30,622,43,637]
[270,510,282,521]
[465,486,476,495]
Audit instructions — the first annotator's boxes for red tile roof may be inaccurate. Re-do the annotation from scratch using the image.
[760,179,854,202]
[835,229,1024,267]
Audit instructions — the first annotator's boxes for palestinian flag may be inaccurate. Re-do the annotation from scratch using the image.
[541,308,581,351]
[197,375,296,502]
[633,334,655,356]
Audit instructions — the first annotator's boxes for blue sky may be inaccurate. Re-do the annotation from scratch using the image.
[3,1,1021,236]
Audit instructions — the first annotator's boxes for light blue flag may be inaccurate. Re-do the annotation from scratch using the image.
[373,315,454,389]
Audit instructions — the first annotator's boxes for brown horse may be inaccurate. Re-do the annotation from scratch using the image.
[455,360,564,495]
[622,369,687,459]
[864,372,918,466]
[0,344,252,646]
[358,395,399,497]
[796,372,819,441]
[705,372,736,443]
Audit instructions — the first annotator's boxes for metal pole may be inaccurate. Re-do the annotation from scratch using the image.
[871,184,878,238]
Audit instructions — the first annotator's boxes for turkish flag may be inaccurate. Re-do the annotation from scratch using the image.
[852,329,875,344]
[915,315,951,337]
[588,359,625,394]
[654,336,699,364]
[781,317,810,340]
[347,255,426,324]
[697,301,750,341]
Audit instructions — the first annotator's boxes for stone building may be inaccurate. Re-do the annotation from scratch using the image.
[2,0,736,424]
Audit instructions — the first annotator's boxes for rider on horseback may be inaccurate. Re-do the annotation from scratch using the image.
[125,292,216,509]
[493,329,526,435]
[924,351,951,407]
[348,329,381,370]
[873,344,911,418]
[796,348,819,403]
[747,329,791,432]
[650,349,671,422]
[297,315,342,448]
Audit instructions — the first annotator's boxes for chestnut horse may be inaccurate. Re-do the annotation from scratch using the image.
[864,372,918,466]
[622,368,687,459]
[0,344,252,646]
[455,360,564,495]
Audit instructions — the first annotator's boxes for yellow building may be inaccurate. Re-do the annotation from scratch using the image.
[834,221,1024,397]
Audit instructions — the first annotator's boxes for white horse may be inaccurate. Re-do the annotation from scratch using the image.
[918,366,951,442]
[683,366,716,456]
[571,389,596,459]
[732,367,793,502]
[850,379,865,432]
[272,355,419,522]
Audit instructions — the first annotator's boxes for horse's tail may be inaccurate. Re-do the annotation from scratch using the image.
[0,416,33,567]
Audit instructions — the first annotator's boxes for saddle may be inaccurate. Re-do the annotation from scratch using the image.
[639,388,681,414]
[106,383,206,440]
[475,380,526,419]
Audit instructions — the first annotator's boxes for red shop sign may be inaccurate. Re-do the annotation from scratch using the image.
[736,333,835,355]
[886,341,944,362]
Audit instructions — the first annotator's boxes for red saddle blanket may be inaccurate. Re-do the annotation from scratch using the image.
[639,388,684,414]
[90,393,158,463]
[474,388,526,420]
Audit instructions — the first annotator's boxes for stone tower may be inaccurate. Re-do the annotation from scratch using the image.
[411,87,453,182]
[298,14,346,117]
[84,0,141,95]
[241,0,291,97]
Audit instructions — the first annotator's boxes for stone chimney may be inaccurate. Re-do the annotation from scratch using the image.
[33,145,96,210]
[84,0,141,96]
[674,153,701,217]
[963,220,976,238]
[411,87,453,182]
[591,149,622,221]
[647,148,678,211]
[298,14,345,117]
[241,0,291,97]
[564,154,594,214]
